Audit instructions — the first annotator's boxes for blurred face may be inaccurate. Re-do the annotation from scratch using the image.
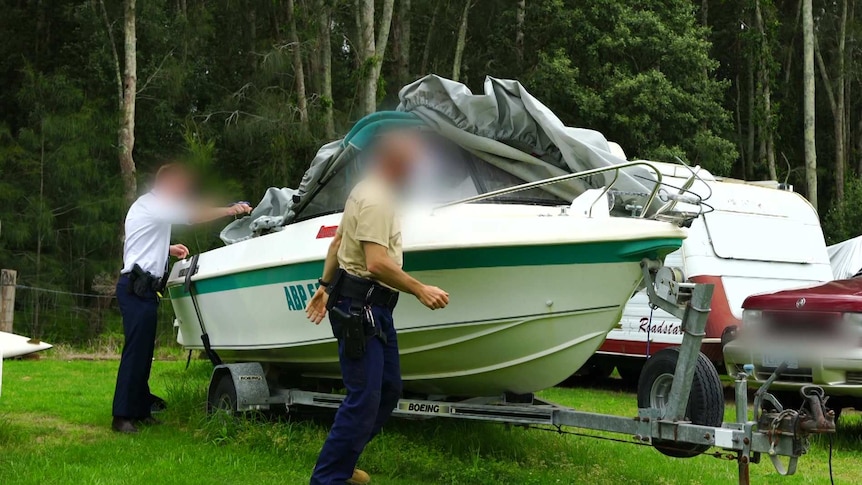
[373,132,423,187]
[155,167,194,198]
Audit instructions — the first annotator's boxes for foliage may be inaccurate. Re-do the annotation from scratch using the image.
[1,0,861,342]
[824,176,862,243]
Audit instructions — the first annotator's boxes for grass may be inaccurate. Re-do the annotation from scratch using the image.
[0,357,860,484]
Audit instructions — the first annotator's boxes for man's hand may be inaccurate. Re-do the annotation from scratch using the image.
[169,244,190,259]
[228,203,253,216]
[416,285,449,310]
[306,286,329,325]
[228,202,251,216]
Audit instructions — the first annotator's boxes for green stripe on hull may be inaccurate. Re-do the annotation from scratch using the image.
[169,237,681,298]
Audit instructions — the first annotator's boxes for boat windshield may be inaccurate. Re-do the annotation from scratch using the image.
[298,138,567,221]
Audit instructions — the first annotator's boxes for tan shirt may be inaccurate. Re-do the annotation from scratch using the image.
[337,176,403,286]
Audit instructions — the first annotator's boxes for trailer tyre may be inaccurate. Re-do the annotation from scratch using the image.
[208,372,238,415]
[637,348,724,458]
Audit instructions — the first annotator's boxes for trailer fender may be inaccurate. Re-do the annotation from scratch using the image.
[208,363,271,413]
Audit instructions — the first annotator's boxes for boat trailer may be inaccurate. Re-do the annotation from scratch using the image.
[205,260,836,484]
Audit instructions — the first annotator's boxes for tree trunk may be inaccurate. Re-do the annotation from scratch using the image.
[754,0,776,180]
[813,3,847,204]
[394,0,412,87]
[735,72,747,177]
[372,0,395,91]
[802,0,818,210]
[119,0,138,207]
[746,58,755,179]
[357,0,394,115]
[836,0,848,202]
[420,0,441,74]
[515,0,526,66]
[316,0,335,138]
[286,0,309,126]
[452,0,472,82]
[357,0,376,115]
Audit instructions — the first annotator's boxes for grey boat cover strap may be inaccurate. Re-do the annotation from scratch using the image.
[220,75,657,244]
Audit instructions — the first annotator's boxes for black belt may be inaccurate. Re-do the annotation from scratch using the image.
[330,270,399,310]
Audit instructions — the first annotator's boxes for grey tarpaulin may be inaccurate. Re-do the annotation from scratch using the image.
[220,75,659,244]
[827,235,862,280]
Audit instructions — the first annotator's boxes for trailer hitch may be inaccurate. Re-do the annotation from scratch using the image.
[797,386,836,434]
[733,363,836,482]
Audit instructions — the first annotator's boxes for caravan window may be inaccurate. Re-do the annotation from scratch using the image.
[704,211,827,264]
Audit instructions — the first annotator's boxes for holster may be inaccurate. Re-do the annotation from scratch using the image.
[128,264,164,298]
[329,306,367,359]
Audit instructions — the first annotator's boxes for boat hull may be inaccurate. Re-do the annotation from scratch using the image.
[169,208,683,396]
[172,263,637,396]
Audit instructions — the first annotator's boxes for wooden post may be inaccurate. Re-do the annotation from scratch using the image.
[1,269,16,334]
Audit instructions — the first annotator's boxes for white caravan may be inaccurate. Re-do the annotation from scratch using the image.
[582,161,834,381]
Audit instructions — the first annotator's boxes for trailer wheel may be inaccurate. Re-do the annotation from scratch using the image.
[637,348,724,458]
[208,372,238,415]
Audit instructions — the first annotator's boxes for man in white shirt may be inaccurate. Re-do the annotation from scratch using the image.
[113,164,252,434]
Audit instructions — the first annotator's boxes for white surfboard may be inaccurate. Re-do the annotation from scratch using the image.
[0,332,52,359]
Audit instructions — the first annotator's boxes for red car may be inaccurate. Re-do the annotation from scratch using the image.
[724,277,862,412]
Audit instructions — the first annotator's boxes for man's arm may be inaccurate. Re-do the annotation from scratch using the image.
[364,242,449,310]
[190,203,252,224]
[321,232,342,283]
[306,233,342,324]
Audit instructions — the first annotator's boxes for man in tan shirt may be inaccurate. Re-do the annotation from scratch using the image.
[305,132,448,485]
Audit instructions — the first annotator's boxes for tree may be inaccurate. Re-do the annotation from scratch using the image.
[515,0,526,67]
[452,1,473,82]
[286,0,309,127]
[393,0,412,87]
[120,0,138,207]
[802,0,818,210]
[814,0,849,204]
[420,0,442,75]
[357,0,395,115]
[316,0,335,138]
[753,0,777,180]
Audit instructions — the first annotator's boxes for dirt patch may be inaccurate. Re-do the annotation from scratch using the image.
[5,412,107,445]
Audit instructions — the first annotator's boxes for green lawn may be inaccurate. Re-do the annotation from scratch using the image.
[0,358,860,484]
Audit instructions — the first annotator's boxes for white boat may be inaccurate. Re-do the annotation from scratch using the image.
[0,331,52,359]
[167,77,697,397]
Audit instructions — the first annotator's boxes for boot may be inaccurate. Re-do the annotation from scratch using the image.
[346,468,371,485]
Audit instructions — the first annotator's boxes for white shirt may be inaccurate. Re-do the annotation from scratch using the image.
[121,191,191,277]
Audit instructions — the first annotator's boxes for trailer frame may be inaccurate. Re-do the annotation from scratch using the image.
[204,260,835,485]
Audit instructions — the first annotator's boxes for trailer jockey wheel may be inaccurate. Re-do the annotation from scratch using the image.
[637,347,724,458]
[208,372,238,415]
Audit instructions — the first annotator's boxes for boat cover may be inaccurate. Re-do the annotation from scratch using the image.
[221,75,659,244]
[827,235,862,279]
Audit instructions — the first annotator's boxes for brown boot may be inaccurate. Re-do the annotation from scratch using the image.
[346,468,371,485]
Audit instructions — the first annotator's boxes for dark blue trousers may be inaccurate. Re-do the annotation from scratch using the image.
[112,275,159,419]
[310,298,402,485]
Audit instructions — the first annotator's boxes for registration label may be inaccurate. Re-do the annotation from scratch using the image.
[761,353,799,369]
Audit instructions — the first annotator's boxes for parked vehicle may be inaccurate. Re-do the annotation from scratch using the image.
[578,162,833,383]
[724,271,862,411]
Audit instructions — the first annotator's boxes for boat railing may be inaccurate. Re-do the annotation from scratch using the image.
[435,160,664,219]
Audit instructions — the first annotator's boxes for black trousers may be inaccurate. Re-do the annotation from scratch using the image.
[310,298,402,484]
[112,275,159,419]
